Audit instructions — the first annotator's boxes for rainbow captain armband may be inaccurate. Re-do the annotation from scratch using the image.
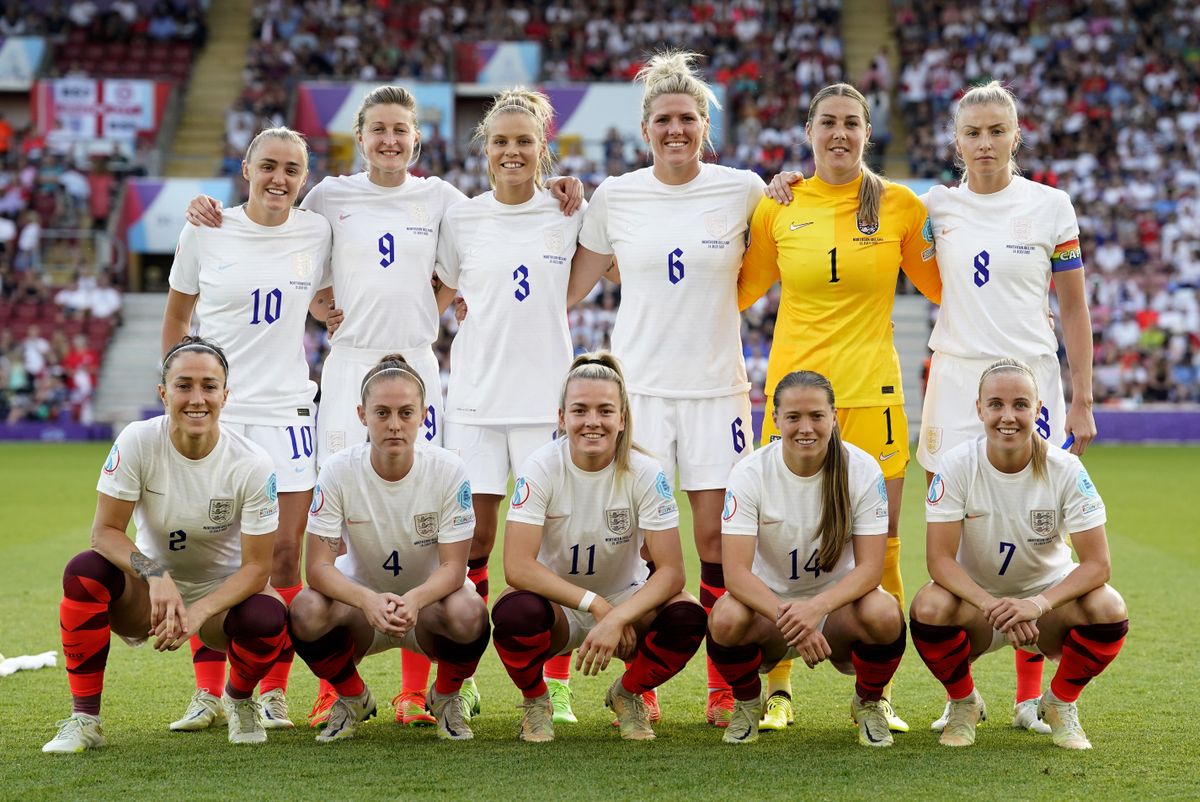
[1051,238,1083,272]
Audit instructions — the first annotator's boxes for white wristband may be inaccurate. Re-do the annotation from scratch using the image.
[577,590,597,613]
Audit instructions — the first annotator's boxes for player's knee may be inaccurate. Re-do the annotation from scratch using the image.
[654,600,707,638]
[63,550,124,600]
[225,594,286,639]
[859,590,904,642]
[287,589,328,641]
[441,587,488,641]
[1079,584,1128,624]
[909,582,956,625]
[707,595,751,645]
[491,590,552,636]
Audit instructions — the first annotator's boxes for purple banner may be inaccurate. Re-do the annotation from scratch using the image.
[0,422,113,441]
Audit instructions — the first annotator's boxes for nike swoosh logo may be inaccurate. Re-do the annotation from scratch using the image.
[214,262,235,271]
[965,513,984,519]
[347,518,371,525]
[729,727,754,741]
[790,221,814,231]
[864,725,886,744]
[144,487,163,495]
[879,451,900,461]
[339,213,353,221]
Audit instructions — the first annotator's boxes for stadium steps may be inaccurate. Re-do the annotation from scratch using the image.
[164,0,254,177]
[93,293,168,429]
[892,294,932,432]
[841,0,909,179]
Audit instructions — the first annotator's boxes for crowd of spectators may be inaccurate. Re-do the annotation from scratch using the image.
[0,111,125,425]
[11,0,208,47]
[893,0,1200,405]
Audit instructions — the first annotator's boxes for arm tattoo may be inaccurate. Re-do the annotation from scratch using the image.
[317,535,341,554]
[130,552,166,580]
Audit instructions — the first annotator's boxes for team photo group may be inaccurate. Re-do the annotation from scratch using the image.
[43,49,1128,755]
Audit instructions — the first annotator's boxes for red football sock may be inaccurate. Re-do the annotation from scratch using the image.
[259,583,301,693]
[430,628,491,695]
[705,634,762,702]
[60,551,124,716]
[1014,648,1044,703]
[1050,620,1128,703]
[850,623,907,702]
[491,591,553,699]
[190,635,226,693]
[292,625,364,698]
[700,560,731,693]
[401,650,433,695]
[622,602,706,694]
[225,596,288,699]
[544,652,572,681]
[910,619,974,699]
[467,556,489,602]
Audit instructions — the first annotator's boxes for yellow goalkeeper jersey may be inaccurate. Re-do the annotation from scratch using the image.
[739,174,941,407]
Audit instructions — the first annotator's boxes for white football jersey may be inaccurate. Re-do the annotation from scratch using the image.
[925,437,1107,597]
[721,441,889,597]
[436,189,584,424]
[302,172,466,350]
[578,163,764,399]
[307,442,475,595]
[97,416,278,585]
[506,438,680,599]
[169,206,332,425]
[924,176,1084,360]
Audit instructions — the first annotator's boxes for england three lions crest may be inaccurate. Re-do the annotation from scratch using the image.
[606,508,632,536]
[209,498,235,526]
[1030,509,1057,536]
[544,228,564,253]
[925,426,942,454]
[409,203,429,226]
[413,512,439,540]
[703,212,726,237]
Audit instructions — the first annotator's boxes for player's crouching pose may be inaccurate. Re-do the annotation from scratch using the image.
[288,355,489,742]
[492,353,707,742]
[707,371,907,747]
[912,359,1128,750]
[44,338,286,753]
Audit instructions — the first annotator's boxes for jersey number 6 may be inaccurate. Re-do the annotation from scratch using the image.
[668,248,684,284]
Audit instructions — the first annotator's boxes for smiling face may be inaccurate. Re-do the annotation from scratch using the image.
[806,94,870,184]
[357,103,419,180]
[977,369,1040,452]
[955,101,1019,187]
[642,93,707,178]
[485,110,544,192]
[559,377,625,469]
[358,374,424,461]
[159,350,227,440]
[242,137,307,223]
[773,384,834,468]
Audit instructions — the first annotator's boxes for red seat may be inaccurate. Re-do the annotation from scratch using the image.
[14,302,41,322]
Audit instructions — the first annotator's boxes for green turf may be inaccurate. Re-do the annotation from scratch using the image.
[1,443,1196,800]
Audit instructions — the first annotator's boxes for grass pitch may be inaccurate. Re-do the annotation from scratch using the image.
[0,443,1195,800]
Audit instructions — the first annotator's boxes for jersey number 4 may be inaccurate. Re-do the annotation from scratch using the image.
[383,550,403,576]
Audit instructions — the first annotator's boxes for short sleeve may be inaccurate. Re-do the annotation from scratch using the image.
[434,211,463,289]
[506,460,552,527]
[440,178,469,210]
[238,455,278,536]
[925,455,968,523]
[898,188,941,304]
[96,424,144,501]
[1061,458,1106,532]
[313,215,334,291]
[299,179,326,216]
[721,460,761,536]
[851,462,890,536]
[742,169,767,221]
[439,458,476,543]
[636,465,679,532]
[167,223,202,295]
[1050,192,1083,272]
[306,463,347,539]
[576,180,613,255]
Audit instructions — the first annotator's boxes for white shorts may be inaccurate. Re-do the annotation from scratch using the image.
[444,421,557,496]
[117,574,238,647]
[222,420,317,492]
[317,343,444,466]
[629,392,752,491]
[559,584,643,654]
[918,352,1066,473]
